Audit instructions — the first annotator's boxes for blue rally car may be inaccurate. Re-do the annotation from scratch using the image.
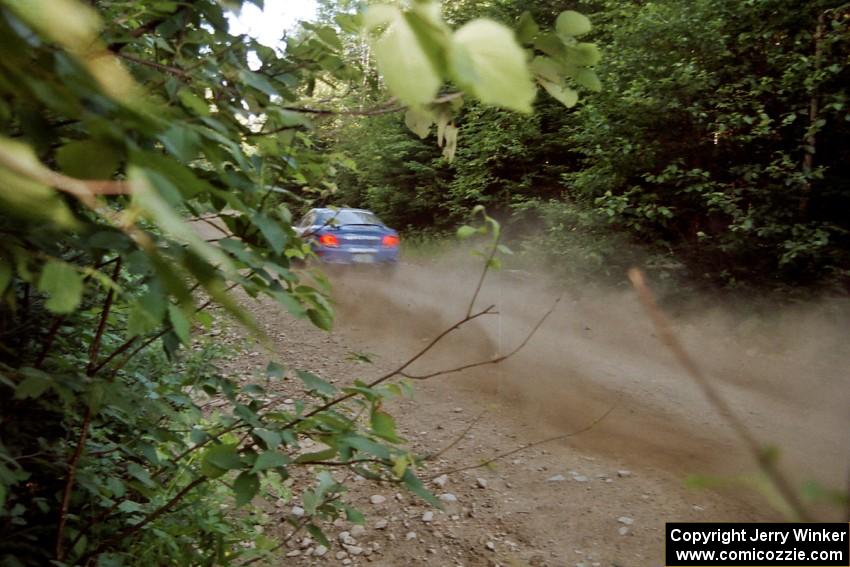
[294,208,400,266]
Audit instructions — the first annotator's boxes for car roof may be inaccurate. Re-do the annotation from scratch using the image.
[311,207,372,214]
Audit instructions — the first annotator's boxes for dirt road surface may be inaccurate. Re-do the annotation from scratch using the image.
[213,256,850,567]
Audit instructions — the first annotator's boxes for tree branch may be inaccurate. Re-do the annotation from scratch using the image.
[627,268,811,521]
[279,305,497,431]
[467,235,500,318]
[87,259,122,376]
[403,295,561,380]
[430,404,617,479]
[34,315,67,369]
[425,409,487,462]
[79,476,208,563]
[279,92,463,118]
[118,52,192,79]
[55,406,93,560]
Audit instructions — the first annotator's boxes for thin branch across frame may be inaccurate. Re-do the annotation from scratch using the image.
[627,268,811,521]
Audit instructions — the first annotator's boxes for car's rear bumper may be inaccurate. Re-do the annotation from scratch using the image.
[315,246,399,265]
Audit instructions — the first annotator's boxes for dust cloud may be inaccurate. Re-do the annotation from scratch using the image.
[327,251,850,515]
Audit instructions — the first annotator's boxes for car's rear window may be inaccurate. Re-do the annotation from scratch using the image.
[319,210,383,226]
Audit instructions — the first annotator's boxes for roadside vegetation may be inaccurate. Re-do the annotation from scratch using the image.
[328,0,850,293]
[0,0,603,564]
[0,0,847,565]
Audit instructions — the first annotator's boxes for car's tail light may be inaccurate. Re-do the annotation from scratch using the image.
[318,233,339,247]
[382,235,400,247]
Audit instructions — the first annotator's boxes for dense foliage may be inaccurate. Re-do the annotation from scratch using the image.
[329,0,850,290]
[0,0,597,564]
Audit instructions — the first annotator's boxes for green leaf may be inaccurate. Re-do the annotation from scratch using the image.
[516,11,539,44]
[254,429,281,450]
[367,5,441,107]
[574,68,602,92]
[539,79,578,108]
[307,308,333,331]
[404,108,434,139]
[568,43,601,66]
[178,89,210,117]
[266,361,285,379]
[56,140,121,179]
[336,13,362,34]
[295,370,336,396]
[342,504,365,524]
[370,409,401,443]
[266,108,313,129]
[252,213,288,255]
[38,260,83,314]
[201,443,242,478]
[233,472,260,507]
[250,451,290,473]
[14,370,51,400]
[168,304,191,345]
[159,124,200,162]
[270,290,307,318]
[0,138,78,229]
[306,524,330,547]
[130,167,234,275]
[239,70,279,97]
[457,225,477,239]
[127,291,167,338]
[117,500,144,514]
[392,454,409,478]
[341,435,391,460]
[5,0,100,52]
[295,447,337,464]
[401,468,440,507]
[130,150,213,199]
[126,463,155,488]
[529,56,562,84]
[556,11,592,38]
[315,26,342,50]
[449,19,535,113]
[534,32,567,59]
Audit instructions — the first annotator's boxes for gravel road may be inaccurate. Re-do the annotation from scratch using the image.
[208,256,849,566]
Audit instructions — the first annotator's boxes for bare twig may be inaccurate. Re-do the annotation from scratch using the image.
[425,410,487,461]
[467,236,500,318]
[87,336,138,376]
[845,461,850,522]
[627,268,810,521]
[431,404,617,479]
[35,316,67,369]
[92,282,230,377]
[237,494,343,567]
[0,146,131,203]
[79,477,208,563]
[55,407,93,560]
[189,215,234,238]
[36,257,121,369]
[280,92,462,118]
[87,259,122,375]
[56,259,122,559]
[237,517,310,566]
[403,295,561,380]
[118,52,192,79]
[279,305,497,431]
